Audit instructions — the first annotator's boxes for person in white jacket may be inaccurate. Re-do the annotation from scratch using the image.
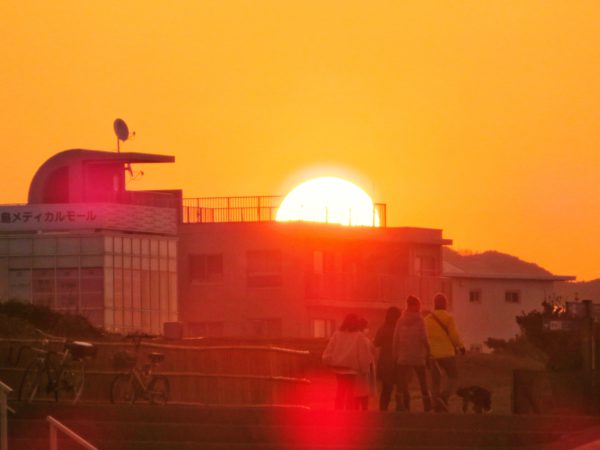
[322,313,374,410]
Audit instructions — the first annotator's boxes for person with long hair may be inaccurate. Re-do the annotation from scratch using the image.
[374,306,401,411]
[392,296,432,412]
[322,313,373,410]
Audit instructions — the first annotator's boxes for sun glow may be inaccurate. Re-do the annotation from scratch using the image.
[276,177,380,227]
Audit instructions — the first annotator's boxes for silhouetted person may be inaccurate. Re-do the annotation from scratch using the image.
[322,313,373,410]
[393,296,432,412]
[374,306,401,411]
[425,293,465,412]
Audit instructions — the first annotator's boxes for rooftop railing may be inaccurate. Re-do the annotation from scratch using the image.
[182,196,387,227]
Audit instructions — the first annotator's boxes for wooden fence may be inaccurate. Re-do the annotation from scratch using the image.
[0,338,310,406]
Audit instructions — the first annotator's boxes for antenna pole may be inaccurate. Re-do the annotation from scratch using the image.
[117,138,120,153]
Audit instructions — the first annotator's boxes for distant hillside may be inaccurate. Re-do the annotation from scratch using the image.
[443,248,553,276]
[555,279,600,302]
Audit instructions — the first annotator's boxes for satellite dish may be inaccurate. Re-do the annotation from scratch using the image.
[113,118,129,142]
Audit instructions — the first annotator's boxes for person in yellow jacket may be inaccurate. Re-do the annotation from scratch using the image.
[425,293,465,412]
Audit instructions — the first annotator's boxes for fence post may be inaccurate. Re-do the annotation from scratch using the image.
[0,393,7,450]
[49,423,58,450]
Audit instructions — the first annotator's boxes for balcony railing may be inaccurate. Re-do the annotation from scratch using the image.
[305,272,451,306]
[182,196,387,227]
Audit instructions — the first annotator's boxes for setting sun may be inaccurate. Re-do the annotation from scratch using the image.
[276,177,380,226]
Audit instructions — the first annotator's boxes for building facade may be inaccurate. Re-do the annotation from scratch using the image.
[0,149,180,334]
[178,221,452,338]
[446,264,574,349]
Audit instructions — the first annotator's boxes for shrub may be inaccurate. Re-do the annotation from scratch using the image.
[0,301,103,339]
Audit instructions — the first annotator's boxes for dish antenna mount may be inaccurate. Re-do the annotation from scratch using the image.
[113,118,130,153]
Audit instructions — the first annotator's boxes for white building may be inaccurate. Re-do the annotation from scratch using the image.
[445,261,574,350]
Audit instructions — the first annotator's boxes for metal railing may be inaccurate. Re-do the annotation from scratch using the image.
[0,380,12,450]
[48,416,98,450]
[305,273,452,306]
[182,196,387,227]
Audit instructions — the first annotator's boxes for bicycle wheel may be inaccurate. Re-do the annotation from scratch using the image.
[56,359,85,404]
[148,375,169,405]
[19,360,44,403]
[111,374,136,404]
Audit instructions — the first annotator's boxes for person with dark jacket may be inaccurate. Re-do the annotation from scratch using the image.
[392,296,432,412]
[374,306,401,411]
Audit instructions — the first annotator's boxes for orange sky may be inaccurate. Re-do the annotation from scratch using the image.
[1,1,600,280]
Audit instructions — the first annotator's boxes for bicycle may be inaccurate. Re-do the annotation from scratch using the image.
[17,338,96,404]
[110,333,170,405]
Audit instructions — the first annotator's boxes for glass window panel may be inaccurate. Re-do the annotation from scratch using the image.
[142,310,151,331]
[114,237,123,254]
[104,254,113,268]
[114,308,123,330]
[140,270,150,310]
[168,259,176,273]
[123,310,133,329]
[123,256,131,269]
[159,258,168,271]
[114,255,123,268]
[133,309,142,329]
[123,238,131,255]
[168,241,176,259]
[150,240,159,257]
[104,268,114,307]
[8,269,31,302]
[57,256,78,267]
[131,238,140,255]
[160,272,169,312]
[32,256,55,268]
[0,239,8,255]
[81,237,103,254]
[114,268,123,309]
[169,273,177,314]
[150,273,160,311]
[132,270,141,310]
[81,292,103,308]
[81,255,103,267]
[150,258,159,271]
[141,257,149,270]
[141,239,150,256]
[9,257,32,269]
[57,238,79,255]
[9,239,33,256]
[123,269,132,309]
[159,241,168,257]
[132,256,140,270]
[104,236,113,253]
[33,239,56,255]
[151,312,160,334]
[104,309,114,329]
[56,268,79,309]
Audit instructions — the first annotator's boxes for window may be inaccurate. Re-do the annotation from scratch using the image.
[313,319,336,338]
[469,289,481,303]
[246,250,282,287]
[313,251,335,274]
[505,290,520,303]
[189,254,223,283]
[414,255,437,276]
[248,318,282,337]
